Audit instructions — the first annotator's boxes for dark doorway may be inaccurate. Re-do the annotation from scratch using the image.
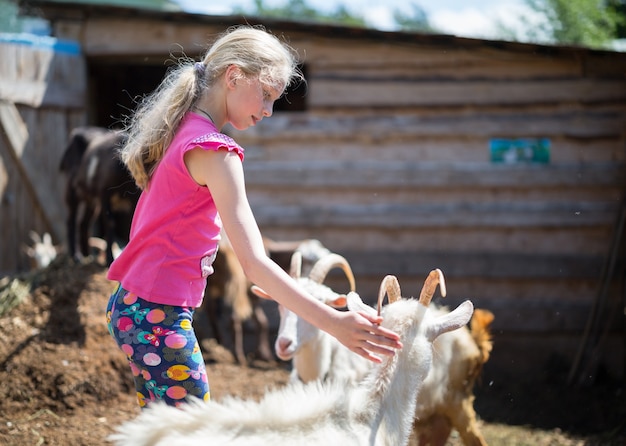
[87,61,308,129]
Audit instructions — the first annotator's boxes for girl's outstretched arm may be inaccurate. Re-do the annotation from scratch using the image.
[185,147,402,361]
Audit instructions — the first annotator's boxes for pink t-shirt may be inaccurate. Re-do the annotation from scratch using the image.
[107,112,245,307]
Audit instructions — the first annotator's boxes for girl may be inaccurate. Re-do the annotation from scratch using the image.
[105,25,401,408]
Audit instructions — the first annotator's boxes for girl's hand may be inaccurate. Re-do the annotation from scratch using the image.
[330,310,403,363]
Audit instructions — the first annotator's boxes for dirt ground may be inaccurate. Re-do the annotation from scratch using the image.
[1,257,624,446]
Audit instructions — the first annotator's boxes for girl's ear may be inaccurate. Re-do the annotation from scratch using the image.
[225,65,241,89]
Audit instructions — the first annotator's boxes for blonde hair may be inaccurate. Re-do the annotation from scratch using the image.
[120,25,303,189]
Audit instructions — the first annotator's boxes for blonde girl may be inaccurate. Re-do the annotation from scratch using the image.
[106,25,401,408]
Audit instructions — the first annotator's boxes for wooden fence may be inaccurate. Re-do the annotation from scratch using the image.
[0,35,86,274]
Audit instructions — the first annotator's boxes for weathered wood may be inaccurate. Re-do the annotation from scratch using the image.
[0,78,85,108]
[337,250,604,280]
[307,78,626,107]
[0,103,62,241]
[0,43,85,108]
[257,226,613,257]
[240,134,624,164]
[244,161,626,189]
[235,111,625,142]
[82,18,224,56]
[251,201,616,229]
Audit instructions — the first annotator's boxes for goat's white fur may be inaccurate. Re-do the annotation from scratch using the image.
[109,274,474,446]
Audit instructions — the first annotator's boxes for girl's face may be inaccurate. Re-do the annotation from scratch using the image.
[226,72,282,131]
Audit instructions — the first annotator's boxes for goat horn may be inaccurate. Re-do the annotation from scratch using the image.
[418,269,446,306]
[377,275,402,317]
[308,253,356,293]
[289,251,303,279]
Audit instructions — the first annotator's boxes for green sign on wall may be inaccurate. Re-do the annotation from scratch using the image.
[490,138,550,164]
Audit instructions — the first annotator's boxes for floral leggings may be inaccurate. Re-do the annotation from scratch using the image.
[106,284,210,408]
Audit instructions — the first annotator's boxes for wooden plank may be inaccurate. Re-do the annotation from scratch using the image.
[453,298,624,333]
[339,251,604,280]
[257,225,613,257]
[239,134,625,164]
[251,201,616,229]
[0,44,86,108]
[0,103,60,240]
[82,18,223,56]
[304,44,584,80]
[0,79,85,108]
[238,110,625,141]
[244,161,626,189]
[307,78,626,107]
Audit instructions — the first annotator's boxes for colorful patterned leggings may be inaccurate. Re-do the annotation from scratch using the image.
[106,284,210,408]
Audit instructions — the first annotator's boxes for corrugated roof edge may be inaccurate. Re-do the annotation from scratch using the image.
[0,32,81,55]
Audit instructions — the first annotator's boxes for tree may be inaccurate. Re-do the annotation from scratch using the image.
[393,3,437,33]
[234,0,366,27]
[608,0,626,37]
[513,0,624,49]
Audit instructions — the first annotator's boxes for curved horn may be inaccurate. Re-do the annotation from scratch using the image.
[289,251,303,279]
[308,253,356,293]
[418,268,446,306]
[377,275,402,316]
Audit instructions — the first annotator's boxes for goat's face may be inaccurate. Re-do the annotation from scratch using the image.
[274,278,348,361]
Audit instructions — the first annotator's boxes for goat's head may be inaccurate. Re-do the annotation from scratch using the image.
[348,269,473,347]
[251,252,358,361]
[23,231,59,269]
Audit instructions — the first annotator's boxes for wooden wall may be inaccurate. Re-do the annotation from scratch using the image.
[16,2,626,382]
[0,38,87,274]
[232,33,626,381]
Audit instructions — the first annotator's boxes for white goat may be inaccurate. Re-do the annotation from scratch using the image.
[109,270,475,446]
[266,251,370,384]
[271,251,493,446]
[23,231,58,269]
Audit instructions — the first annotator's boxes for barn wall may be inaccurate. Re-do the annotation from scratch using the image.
[0,37,87,274]
[21,3,626,382]
[233,34,626,380]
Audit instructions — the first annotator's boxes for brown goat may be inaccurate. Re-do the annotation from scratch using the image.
[201,235,273,365]
[409,307,494,446]
[201,236,330,365]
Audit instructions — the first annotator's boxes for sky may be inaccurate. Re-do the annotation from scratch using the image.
[177,0,539,41]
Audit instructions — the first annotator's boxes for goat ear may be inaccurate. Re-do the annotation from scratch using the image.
[250,285,273,300]
[346,292,376,317]
[425,300,474,342]
[328,295,347,309]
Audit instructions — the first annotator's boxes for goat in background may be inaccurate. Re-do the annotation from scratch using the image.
[201,236,331,365]
[59,126,139,266]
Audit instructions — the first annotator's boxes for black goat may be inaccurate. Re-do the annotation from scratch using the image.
[59,127,140,266]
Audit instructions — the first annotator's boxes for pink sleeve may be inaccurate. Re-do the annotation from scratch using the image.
[185,132,245,162]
